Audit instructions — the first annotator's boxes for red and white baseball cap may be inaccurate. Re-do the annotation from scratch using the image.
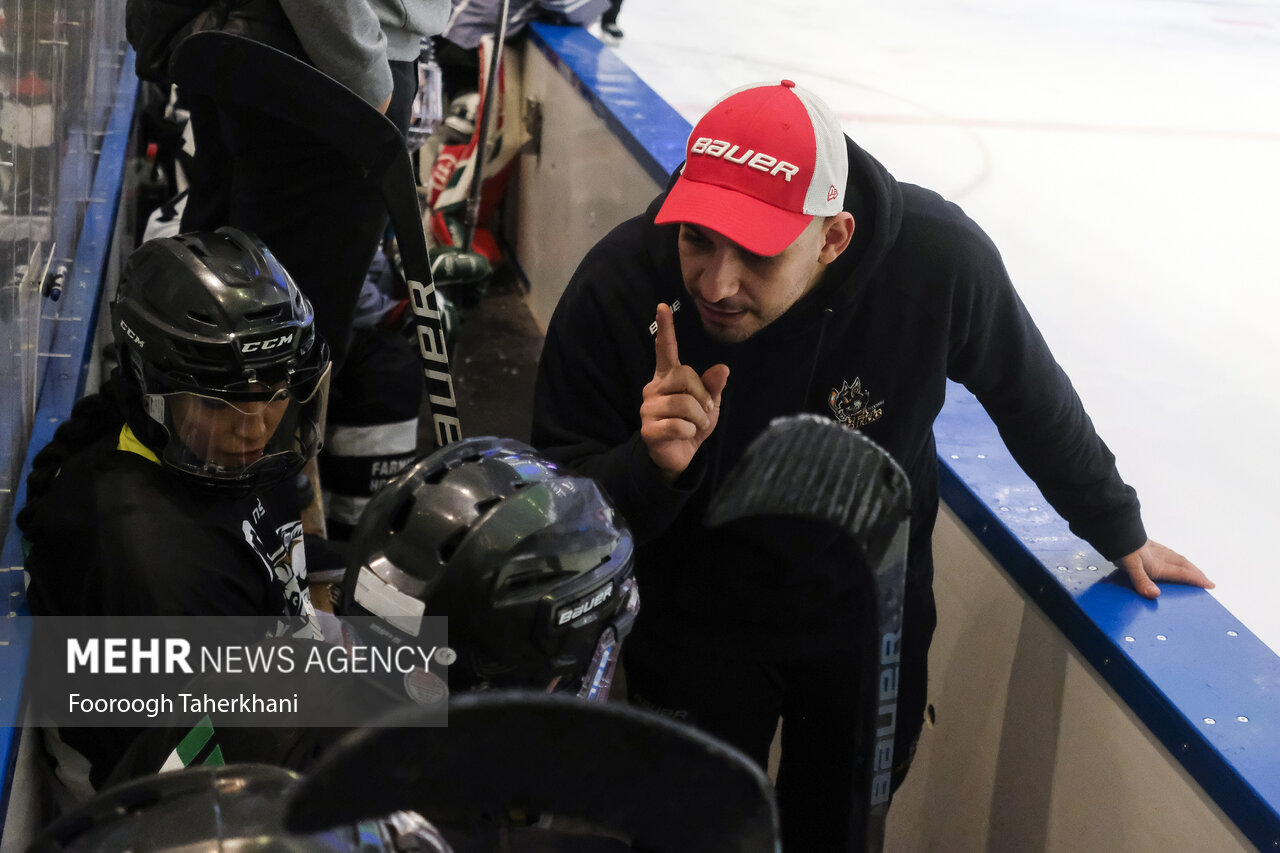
[655,80,847,257]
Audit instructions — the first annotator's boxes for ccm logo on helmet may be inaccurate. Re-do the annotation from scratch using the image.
[689,137,800,181]
[555,584,613,626]
[119,320,144,348]
[240,334,294,353]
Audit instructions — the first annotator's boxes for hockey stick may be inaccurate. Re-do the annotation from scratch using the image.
[169,32,462,447]
[704,413,910,853]
[460,0,512,254]
[285,690,781,852]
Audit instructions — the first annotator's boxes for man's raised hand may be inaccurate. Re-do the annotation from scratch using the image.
[640,303,730,483]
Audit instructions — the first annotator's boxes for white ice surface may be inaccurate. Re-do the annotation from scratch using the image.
[600,0,1280,651]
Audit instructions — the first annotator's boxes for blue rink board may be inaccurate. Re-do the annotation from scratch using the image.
[527,22,1280,851]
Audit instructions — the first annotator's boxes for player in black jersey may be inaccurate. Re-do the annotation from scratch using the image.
[18,227,333,803]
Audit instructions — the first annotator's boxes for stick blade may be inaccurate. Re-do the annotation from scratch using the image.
[706,414,909,563]
[706,414,910,853]
[170,30,458,443]
[285,691,780,853]
[170,31,404,171]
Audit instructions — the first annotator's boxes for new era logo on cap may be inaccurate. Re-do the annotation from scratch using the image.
[656,79,848,256]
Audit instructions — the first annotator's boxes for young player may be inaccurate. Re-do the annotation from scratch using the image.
[94,437,638,801]
[335,435,639,700]
[18,227,332,801]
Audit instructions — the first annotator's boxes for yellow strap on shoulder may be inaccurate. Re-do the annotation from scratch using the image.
[117,424,160,464]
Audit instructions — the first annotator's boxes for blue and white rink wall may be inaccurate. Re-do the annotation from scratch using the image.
[2,21,1278,852]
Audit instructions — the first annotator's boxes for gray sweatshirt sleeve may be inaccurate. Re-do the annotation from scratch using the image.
[370,0,452,59]
[279,0,394,108]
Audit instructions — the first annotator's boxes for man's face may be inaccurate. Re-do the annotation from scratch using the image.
[169,386,290,469]
[676,217,834,344]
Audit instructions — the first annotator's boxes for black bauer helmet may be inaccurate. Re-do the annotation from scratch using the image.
[111,227,331,493]
[338,437,638,701]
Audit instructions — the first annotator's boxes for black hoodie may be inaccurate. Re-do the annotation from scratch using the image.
[532,135,1144,706]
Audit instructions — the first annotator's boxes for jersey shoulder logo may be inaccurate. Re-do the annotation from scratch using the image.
[828,377,884,429]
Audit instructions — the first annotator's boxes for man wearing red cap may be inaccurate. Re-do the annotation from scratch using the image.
[532,80,1211,848]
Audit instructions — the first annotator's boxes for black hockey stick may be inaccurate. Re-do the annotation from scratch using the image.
[704,413,910,853]
[460,0,512,253]
[169,32,462,447]
[285,690,781,853]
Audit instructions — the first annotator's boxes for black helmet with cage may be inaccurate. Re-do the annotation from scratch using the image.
[111,227,330,493]
[28,763,453,852]
[338,437,638,701]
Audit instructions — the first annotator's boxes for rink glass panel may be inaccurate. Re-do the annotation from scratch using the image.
[0,0,127,539]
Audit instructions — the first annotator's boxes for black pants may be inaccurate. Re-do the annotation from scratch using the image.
[387,59,420,135]
[180,92,386,366]
[318,327,423,540]
[624,634,915,852]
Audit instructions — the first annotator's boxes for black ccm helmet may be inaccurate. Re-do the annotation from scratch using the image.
[338,437,638,700]
[111,228,330,493]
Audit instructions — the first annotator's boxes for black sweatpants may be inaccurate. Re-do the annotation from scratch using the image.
[624,635,910,852]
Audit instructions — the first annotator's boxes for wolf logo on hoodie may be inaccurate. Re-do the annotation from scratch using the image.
[828,378,884,429]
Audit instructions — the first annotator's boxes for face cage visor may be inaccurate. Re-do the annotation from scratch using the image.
[143,363,330,491]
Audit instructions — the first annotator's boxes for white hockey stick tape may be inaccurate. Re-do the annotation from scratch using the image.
[354,558,426,638]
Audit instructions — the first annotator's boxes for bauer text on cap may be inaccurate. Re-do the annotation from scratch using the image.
[655,79,848,256]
